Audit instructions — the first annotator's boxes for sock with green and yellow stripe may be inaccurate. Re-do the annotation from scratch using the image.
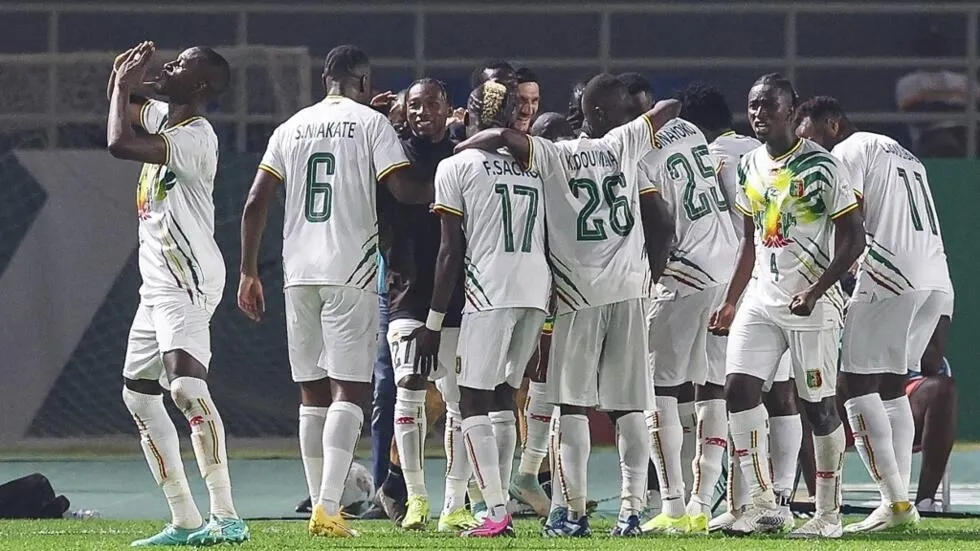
[728,404,776,508]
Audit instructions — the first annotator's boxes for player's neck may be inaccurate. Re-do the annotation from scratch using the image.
[764,133,799,159]
[165,103,203,128]
[830,128,856,149]
[705,128,733,143]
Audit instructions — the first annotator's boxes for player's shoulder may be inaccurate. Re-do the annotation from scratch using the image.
[710,132,761,155]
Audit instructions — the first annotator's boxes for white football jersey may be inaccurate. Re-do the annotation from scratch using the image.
[528,115,659,314]
[736,139,858,329]
[832,132,953,300]
[710,131,762,238]
[433,149,551,313]
[136,99,224,311]
[259,96,409,290]
[639,118,737,298]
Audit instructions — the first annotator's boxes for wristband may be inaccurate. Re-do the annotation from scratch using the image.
[425,310,445,332]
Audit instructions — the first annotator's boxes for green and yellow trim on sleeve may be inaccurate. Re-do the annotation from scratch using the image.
[160,132,173,166]
[853,189,864,199]
[639,187,659,195]
[258,164,284,181]
[642,114,661,149]
[139,101,153,130]
[830,202,860,220]
[524,134,534,171]
[433,203,464,217]
[377,161,411,182]
[733,202,753,217]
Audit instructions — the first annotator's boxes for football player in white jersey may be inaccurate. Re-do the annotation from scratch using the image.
[407,80,551,538]
[797,96,954,532]
[679,83,801,532]
[637,115,738,534]
[238,45,432,538]
[454,74,680,537]
[708,74,865,538]
[107,42,248,546]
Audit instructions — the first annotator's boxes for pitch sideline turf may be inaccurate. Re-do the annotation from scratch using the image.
[1,518,980,550]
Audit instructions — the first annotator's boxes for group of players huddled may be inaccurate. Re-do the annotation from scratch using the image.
[105,40,954,545]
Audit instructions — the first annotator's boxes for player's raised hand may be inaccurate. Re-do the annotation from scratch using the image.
[116,41,155,88]
[237,274,265,322]
[371,91,396,110]
[789,287,818,317]
[447,107,466,126]
[404,326,439,379]
[708,302,736,336]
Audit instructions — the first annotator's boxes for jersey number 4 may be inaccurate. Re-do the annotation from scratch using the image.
[569,173,635,241]
[304,153,335,223]
[666,145,729,221]
[897,168,938,235]
[494,184,539,253]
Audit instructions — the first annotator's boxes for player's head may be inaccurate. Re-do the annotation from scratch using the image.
[795,95,853,150]
[581,73,633,138]
[514,67,541,133]
[747,73,799,143]
[677,81,733,135]
[465,80,517,136]
[406,78,450,141]
[530,112,574,142]
[152,46,230,104]
[388,88,410,140]
[618,72,654,114]
[322,45,372,104]
[470,59,517,89]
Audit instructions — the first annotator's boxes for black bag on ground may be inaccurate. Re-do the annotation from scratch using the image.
[0,473,70,519]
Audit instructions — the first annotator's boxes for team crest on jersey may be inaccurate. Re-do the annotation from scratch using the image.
[805,369,823,389]
[790,178,805,198]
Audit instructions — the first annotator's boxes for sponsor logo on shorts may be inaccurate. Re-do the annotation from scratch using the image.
[806,369,823,389]
[455,356,462,374]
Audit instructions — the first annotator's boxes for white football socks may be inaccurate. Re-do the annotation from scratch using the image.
[728,404,776,507]
[558,414,590,518]
[813,425,845,516]
[678,401,697,502]
[616,412,649,518]
[489,410,517,492]
[687,399,727,516]
[298,404,327,503]
[318,401,363,516]
[647,396,685,517]
[462,416,507,521]
[443,406,471,512]
[845,394,905,504]
[394,388,428,499]
[769,414,803,499]
[548,411,568,512]
[518,382,551,476]
[170,377,237,520]
[883,395,915,500]
[123,387,203,529]
[726,439,749,512]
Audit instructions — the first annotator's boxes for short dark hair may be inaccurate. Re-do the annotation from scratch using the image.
[323,44,370,80]
[677,81,733,132]
[197,47,230,98]
[582,73,629,109]
[407,77,449,101]
[617,72,652,97]
[796,95,848,125]
[753,72,799,107]
[516,67,539,85]
[470,59,515,87]
[530,112,573,141]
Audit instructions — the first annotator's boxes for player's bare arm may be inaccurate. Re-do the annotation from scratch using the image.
[638,190,675,283]
[107,42,168,165]
[381,165,435,205]
[238,168,281,322]
[709,214,756,335]
[789,208,866,316]
[106,47,150,127]
[405,212,465,375]
[453,128,531,166]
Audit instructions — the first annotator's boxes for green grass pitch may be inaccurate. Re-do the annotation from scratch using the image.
[2,518,980,550]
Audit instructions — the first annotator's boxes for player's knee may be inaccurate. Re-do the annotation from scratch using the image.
[763,381,798,416]
[169,376,209,411]
[493,384,516,412]
[917,376,957,413]
[300,378,333,407]
[396,373,426,390]
[801,397,841,436]
[123,377,162,397]
[724,373,763,412]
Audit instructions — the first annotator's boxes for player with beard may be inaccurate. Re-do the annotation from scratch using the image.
[708,74,864,538]
[378,78,477,533]
[107,41,247,546]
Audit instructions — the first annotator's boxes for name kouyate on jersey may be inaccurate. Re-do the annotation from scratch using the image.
[735,139,856,328]
[136,99,225,310]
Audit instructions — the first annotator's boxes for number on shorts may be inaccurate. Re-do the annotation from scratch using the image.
[305,153,335,223]
[568,173,635,241]
[494,183,539,253]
